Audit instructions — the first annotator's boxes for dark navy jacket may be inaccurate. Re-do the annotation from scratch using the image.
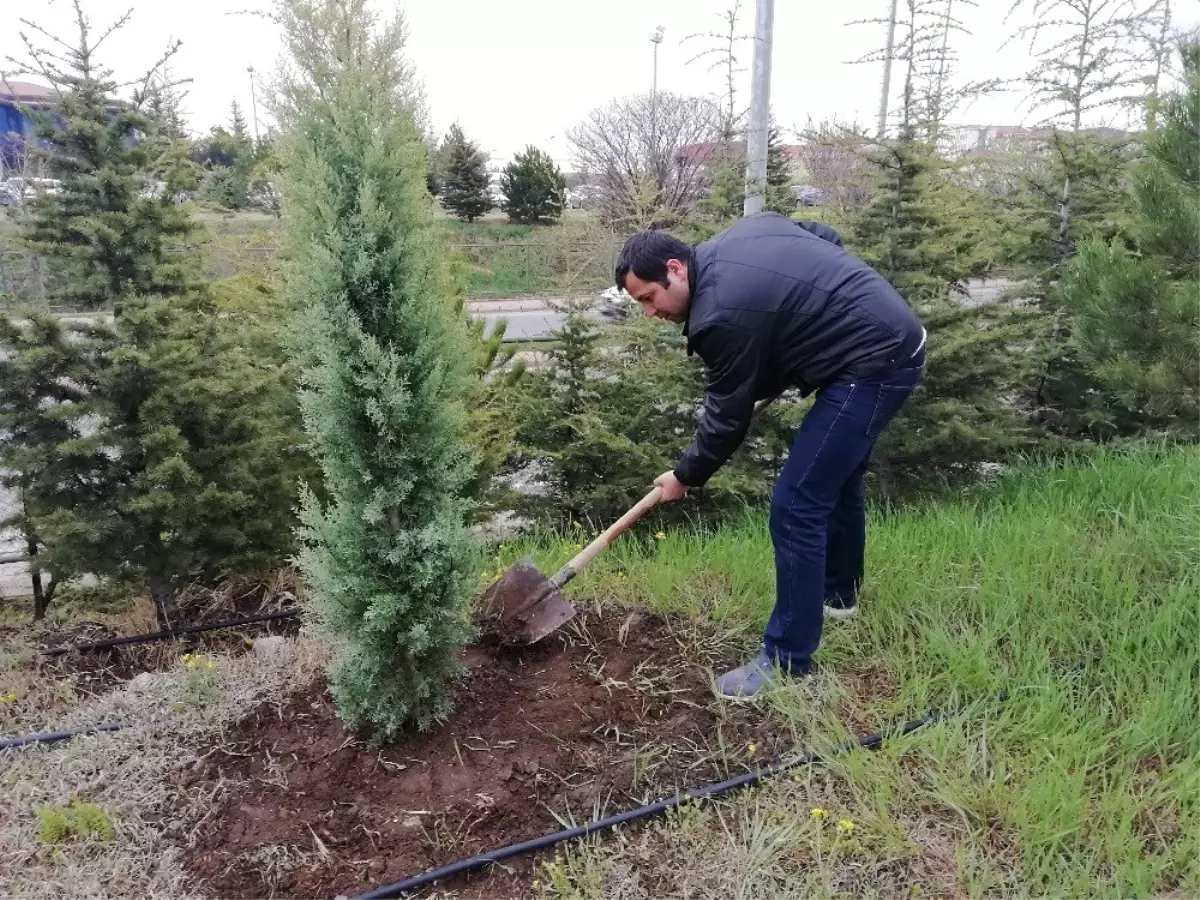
[675,212,924,487]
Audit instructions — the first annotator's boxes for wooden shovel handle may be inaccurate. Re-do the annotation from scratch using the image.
[553,487,663,585]
[550,397,777,587]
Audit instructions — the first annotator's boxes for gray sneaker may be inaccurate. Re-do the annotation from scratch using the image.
[824,595,858,620]
[715,651,784,700]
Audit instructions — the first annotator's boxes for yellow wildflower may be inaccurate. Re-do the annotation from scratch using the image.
[746,742,757,756]
[810,807,829,821]
[655,531,667,540]
[837,819,855,834]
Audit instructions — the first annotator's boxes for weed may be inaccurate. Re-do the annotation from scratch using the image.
[177,652,219,708]
[35,799,116,845]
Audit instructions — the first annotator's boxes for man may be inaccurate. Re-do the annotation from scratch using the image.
[615,212,925,699]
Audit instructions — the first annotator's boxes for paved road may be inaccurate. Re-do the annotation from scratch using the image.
[36,278,1020,345]
[474,277,1019,341]
[478,310,566,342]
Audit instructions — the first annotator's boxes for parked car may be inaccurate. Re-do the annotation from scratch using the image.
[792,184,824,207]
[597,286,632,321]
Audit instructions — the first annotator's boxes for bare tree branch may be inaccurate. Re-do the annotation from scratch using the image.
[567,92,723,229]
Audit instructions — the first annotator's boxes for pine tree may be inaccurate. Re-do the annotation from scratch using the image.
[509,309,796,523]
[8,3,306,628]
[500,146,566,225]
[1001,0,1165,437]
[1058,39,1199,432]
[698,122,792,222]
[35,290,307,628]
[0,311,108,619]
[140,74,202,196]
[764,125,793,214]
[14,6,194,310]
[229,99,251,146]
[275,0,475,739]
[849,7,1042,495]
[439,123,491,222]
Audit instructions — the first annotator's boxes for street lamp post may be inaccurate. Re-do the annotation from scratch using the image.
[247,65,260,145]
[650,26,664,149]
[743,0,774,216]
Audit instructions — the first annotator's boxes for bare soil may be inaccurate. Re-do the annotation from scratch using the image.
[183,607,786,899]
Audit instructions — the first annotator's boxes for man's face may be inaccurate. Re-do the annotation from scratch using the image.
[623,258,690,323]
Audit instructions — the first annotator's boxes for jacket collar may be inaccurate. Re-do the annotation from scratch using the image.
[682,244,698,343]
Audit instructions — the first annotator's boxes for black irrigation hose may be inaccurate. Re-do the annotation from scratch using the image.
[40,608,302,657]
[0,721,128,750]
[354,689,1010,900]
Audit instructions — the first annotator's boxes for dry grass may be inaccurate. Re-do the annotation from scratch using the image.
[0,632,329,898]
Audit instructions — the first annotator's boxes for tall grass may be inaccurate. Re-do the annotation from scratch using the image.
[495,445,1198,897]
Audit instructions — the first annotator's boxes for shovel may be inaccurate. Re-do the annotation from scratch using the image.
[477,487,664,645]
[478,397,779,646]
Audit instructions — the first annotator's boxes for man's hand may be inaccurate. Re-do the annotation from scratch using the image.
[654,471,689,503]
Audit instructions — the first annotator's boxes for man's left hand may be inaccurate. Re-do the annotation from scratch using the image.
[654,471,689,503]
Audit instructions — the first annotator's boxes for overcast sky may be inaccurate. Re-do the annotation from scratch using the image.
[3,0,1196,170]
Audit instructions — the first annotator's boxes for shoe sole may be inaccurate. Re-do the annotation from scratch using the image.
[824,605,857,620]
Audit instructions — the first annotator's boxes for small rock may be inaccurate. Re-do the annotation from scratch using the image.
[251,636,289,658]
[514,758,539,776]
[401,816,422,828]
[497,763,514,782]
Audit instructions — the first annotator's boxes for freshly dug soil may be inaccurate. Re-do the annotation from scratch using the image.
[183,607,784,899]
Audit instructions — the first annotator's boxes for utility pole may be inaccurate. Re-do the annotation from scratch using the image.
[876,0,899,139]
[247,64,260,145]
[743,0,773,216]
[650,26,664,149]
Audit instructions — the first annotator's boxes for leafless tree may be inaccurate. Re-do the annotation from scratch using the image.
[1132,0,1180,131]
[6,1,183,113]
[1004,0,1164,262]
[1005,0,1164,130]
[682,2,751,139]
[794,118,875,216]
[567,92,723,229]
[850,0,1002,146]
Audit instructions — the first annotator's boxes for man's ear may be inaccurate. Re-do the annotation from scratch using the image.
[667,258,687,279]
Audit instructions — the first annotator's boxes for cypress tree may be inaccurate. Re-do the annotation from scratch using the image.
[276,0,476,738]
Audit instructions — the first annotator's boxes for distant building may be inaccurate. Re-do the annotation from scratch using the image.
[943,123,1131,157]
[0,80,55,176]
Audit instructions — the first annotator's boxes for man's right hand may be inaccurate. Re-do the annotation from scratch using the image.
[653,471,689,503]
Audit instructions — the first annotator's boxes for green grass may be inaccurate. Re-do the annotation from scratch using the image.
[35,799,116,845]
[485,445,1199,898]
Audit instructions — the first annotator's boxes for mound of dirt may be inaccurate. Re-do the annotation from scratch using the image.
[183,608,784,899]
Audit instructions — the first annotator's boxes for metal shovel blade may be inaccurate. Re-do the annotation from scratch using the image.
[476,556,577,646]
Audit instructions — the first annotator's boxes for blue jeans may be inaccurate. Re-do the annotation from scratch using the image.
[764,346,925,673]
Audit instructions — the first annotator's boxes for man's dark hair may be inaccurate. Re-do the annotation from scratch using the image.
[614,230,691,290]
